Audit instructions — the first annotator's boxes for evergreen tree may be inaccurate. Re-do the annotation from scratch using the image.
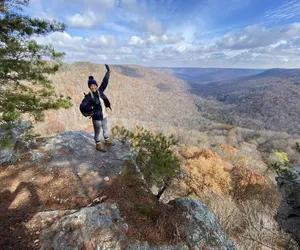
[0,0,71,141]
[112,126,181,200]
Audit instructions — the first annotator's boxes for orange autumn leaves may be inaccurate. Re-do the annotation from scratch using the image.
[179,144,268,199]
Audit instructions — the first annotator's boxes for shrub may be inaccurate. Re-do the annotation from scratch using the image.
[274,152,289,165]
[180,146,232,196]
[112,125,180,199]
[230,167,271,202]
[213,143,249,168]
[269,151,293,177]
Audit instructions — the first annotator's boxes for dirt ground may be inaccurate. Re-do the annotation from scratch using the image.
[0,136,108,250]
[0,155,92,250]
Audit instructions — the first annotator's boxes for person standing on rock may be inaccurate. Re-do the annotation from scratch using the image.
[80,64,114,152]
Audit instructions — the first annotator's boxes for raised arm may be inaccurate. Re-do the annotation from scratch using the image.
[99,64,110,92]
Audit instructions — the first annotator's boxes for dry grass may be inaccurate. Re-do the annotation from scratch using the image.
[194,193,297,250]
[235,200,298,250]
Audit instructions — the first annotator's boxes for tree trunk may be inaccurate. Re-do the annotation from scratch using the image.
[156,177,170,200]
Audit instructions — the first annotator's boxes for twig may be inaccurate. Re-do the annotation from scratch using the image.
[87,196,108,207]
[175,222,182,242]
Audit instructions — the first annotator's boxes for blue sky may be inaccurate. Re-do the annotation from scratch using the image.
[25,0,300,68]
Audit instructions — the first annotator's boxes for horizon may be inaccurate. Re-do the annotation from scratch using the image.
[63,61,300,70]
[24,0,300,68]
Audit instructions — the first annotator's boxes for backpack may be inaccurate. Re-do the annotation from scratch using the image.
[79,93,94,117]
[79,90,112,118]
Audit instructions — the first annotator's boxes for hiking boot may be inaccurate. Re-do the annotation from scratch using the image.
[96,143,106,152]
[104,138,115,147]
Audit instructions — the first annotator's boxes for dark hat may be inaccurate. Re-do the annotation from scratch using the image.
[88,76,98,87]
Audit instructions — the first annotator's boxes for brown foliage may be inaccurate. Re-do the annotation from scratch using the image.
[180,146,232,196]
[214,143,249,169]
[230,166,271,202]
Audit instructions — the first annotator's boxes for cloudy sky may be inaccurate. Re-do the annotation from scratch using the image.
[25,0,300,68]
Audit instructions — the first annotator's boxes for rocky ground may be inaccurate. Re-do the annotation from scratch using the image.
[0,131,130,249]
[0,131,235,250]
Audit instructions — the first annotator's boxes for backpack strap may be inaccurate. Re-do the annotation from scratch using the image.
[90,91,94,100]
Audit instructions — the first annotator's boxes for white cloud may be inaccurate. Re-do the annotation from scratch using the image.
[98,54,108,60]
[32,18,300,68]
[66,11,102,28]
[145,18,165,36]
[161,33,184,44]
[216,23,300,50]
[35,32,85,50]
[85,35,116,48]
[175,46,187,54]
[119,47,133,54]
[35,32,117,52]
[128,36,145,47]
[128,33,184,47]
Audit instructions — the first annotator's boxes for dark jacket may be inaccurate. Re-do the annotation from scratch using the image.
[81,71,111,120]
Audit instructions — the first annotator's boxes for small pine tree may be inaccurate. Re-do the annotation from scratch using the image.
[0,0,72,145]
[112,126,180,200]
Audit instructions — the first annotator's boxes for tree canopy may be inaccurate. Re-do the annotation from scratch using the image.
[0,0,71,129]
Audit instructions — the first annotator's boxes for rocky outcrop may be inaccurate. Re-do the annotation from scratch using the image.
[39,197,236,250]
[1,130,236,249]
[176,198,236,250]
[0,121,31,164]
[276,166,300,247]
[40,203,127,250]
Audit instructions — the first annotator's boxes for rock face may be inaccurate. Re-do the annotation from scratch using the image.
[40,203,128,250]
[276,166,300,247]
[39,197,236,250]
[125,241,189,250]
[0,121,31,164]
[0,147,14,165]
[176,198,236,250]
[39,130,131,198]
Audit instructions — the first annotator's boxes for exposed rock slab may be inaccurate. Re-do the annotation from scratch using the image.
[276,166,300,247]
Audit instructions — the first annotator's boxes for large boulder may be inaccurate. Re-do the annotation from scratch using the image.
[276,166,300,247]
[39,203,189,250]
[40,203,128,250]
[175,197,236,250]
[39,198,236,250]
[0,122,31,164]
